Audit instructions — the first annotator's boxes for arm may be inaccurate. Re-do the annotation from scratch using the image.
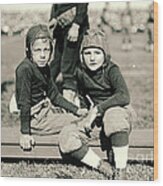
[67,3,88,42]
[48,78,87,116]
[16,66,35,150]
[49,4,58,32]
[97,66,130,115]
[50,4,58,20]
[16,67,32,135]
[73,3,88,26]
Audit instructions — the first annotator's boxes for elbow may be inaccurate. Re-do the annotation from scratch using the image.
[121,92,130,106]
[125,94,130,105]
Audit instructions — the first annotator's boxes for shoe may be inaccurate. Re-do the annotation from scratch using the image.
[113,168,127,180]
[98,160,113,179]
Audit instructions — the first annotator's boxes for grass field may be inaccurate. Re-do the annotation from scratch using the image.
[1,32,154,180]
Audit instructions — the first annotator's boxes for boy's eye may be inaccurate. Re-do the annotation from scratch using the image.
[33,48,41,52]
[33,48,50,52]
[84,51,91,55]
[44,48,50,52]
[94,51,101,55]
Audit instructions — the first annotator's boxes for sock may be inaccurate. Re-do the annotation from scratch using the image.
[110,132,129,147]
[81,148,101,169]
[112,145,129,169]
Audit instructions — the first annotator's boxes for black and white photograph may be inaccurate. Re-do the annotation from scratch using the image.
[1,0,157,181]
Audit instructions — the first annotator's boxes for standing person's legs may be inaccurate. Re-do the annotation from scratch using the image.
[122,27,132,51]
[61,33,84,105]
[146,23,154,52]
[50,37,64,82]
[122,28,127,51]
[126,26,132,50]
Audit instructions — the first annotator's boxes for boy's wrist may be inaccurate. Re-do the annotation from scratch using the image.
[21,125,31,135]
[72,23,80,30]
[76,108,88,117]
[96,105,103,116]
[19,134,35,150]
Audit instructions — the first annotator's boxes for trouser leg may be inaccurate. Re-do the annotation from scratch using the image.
[61,32,84,105]
[30,106,77,135]
[122,27,132,51]
[59,123,114,178]
[61,33,84,91]
[50,38,63,82]
[59,124,102,169]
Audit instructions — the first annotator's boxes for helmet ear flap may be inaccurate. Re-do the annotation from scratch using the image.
[26,47,30,58]
[49,41,53,61]
[80,50,87,69]
[80,53,83,64]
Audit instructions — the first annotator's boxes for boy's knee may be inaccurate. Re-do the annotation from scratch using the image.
[59,124,83,154]
[103,107,130,137]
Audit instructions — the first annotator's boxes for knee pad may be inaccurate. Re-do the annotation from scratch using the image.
[103,107,130,137]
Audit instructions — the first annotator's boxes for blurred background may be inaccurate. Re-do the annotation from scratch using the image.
[1,1,152,37]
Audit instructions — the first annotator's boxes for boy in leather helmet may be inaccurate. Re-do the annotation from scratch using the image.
[15,24,87,151]
[59,30,136,180]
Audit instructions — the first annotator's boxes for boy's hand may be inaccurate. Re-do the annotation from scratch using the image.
[57,7,76,28]
[19,134,35,151]
[73,107,98,136]
[67,23,80,42]
[58,17,69,28]
[76,108,88,117]
[49,18,58,32]
[84,106,98,133]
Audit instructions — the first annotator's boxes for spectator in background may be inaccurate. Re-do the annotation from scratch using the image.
[121,2,133,51]
[145,3,154,52]
[48,3,89,106]
[97,2,112,37]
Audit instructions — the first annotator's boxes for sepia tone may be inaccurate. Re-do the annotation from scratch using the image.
[1,1,157,180]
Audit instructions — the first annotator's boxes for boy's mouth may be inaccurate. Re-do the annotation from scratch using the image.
[39,61,47,63]
[89,62,97,65]
[37,61,47,66]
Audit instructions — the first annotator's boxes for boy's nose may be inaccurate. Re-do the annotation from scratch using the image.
[40,51,45,58]
[90,53,95,61]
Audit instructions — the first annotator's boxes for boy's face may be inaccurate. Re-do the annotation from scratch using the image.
[83,48,105,71]
[31,38,51,67]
